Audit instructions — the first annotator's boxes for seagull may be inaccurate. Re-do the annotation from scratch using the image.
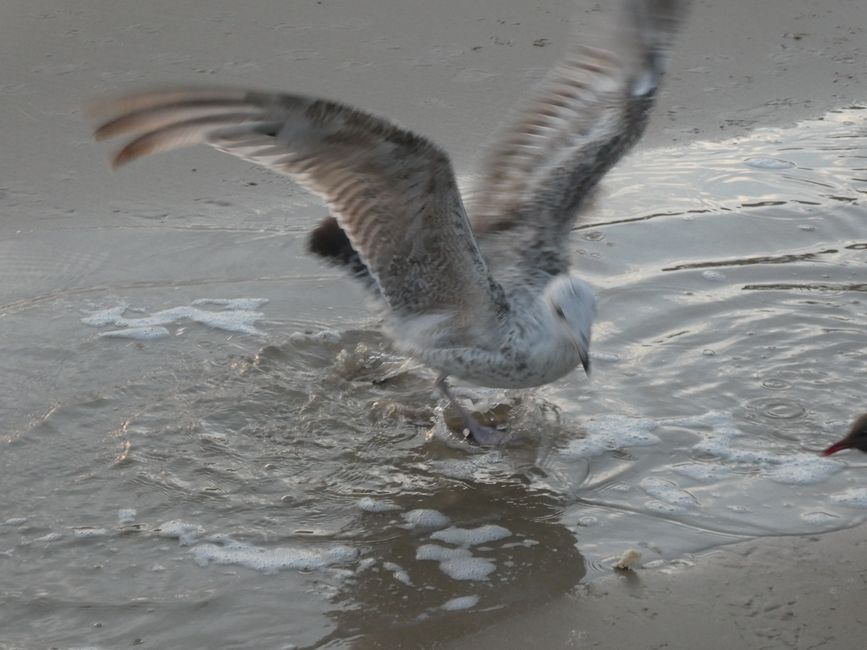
[90,1,685,444]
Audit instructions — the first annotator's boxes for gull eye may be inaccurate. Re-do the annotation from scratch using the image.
[554,305,566,320]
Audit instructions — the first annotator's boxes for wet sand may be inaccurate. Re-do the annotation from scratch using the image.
[450,525,867,649]
[2,0,867,648]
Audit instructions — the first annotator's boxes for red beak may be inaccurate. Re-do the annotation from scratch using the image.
[822,440,852,456]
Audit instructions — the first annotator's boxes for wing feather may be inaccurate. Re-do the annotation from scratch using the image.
[90,88,508,343]
[470,0,687,289]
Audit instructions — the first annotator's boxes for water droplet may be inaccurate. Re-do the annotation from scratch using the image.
[581,230,605,241]
[799,224,816,232]
[702,349,716,356]
[761,378,791,390]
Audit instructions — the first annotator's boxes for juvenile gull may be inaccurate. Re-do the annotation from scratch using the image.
[90,0,685,444]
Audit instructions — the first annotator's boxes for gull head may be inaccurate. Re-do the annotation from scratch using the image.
[544,274,596,375]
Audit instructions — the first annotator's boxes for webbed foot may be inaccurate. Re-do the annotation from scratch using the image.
[435,374,508,446]
[462,418,507,446]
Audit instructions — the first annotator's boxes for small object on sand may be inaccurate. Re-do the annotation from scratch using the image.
[822,413,867,456]
[613,548,642,571]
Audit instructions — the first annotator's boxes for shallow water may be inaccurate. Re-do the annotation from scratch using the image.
[2,105,866,648]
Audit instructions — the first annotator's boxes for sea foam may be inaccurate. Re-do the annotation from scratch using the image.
[438,557,496,581]
[357,497,401,513]
[441,595,480,610]
[415,544,473,562]
[830,487,867,508]
[191,538,358,574]
[401,509,451,529]
[562,414,661,457]
[83,298,267,336]
[430,525,512,547]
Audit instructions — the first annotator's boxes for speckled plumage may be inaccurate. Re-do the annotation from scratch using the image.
[91,0,685,442]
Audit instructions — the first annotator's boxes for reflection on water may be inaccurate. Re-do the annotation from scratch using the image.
[1,108,866,647]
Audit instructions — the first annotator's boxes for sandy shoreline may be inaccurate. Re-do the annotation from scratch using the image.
[646,0,867,145]
[448,525,867,649]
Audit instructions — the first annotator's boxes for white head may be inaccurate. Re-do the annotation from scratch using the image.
[543,273,596,374]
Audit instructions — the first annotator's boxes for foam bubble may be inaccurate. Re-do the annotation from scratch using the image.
[157,520,205,546]
[72,527,110,538]
[117,509,137,524]
[800,511,840,524]
[693,438,778,464]
[687,416,843,485]
[191,539,358,574]
[83,299,266,336]
[645,500,688,515]
[441,595,480,611]
[830,487,867,508]
[81,305,129,326]
[430,525,512,547]
[438,557,496,581]
[316,329,342,343]
[401,509,450,529]
[427,456,507,481]
[639,477,699,510]
[591,351,621,362]
[3,517,28,526]
[765,455,841,485]
[563,415,660,457]
[670,463,735,482]
[415,544,473,562]
[382,561,412,586]
[99,326,171,340]
[357,497,401,513]
[288,329,342,344]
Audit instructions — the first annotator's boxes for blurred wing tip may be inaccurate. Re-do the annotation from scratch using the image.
[110,149,134,169]
[93,123,116,141]
[110,140,158,169]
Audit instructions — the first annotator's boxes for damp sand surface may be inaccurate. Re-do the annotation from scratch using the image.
[2,0,867,648]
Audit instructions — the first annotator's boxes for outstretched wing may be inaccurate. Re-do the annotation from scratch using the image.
[470,0,686,289]
[90,88,509,345]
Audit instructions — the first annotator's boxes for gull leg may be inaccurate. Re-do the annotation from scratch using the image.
[435,374,506,446]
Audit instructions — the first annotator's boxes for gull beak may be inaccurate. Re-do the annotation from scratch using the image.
[579,349,591,376]
[822,440,851,457]
[565,330,591,376]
